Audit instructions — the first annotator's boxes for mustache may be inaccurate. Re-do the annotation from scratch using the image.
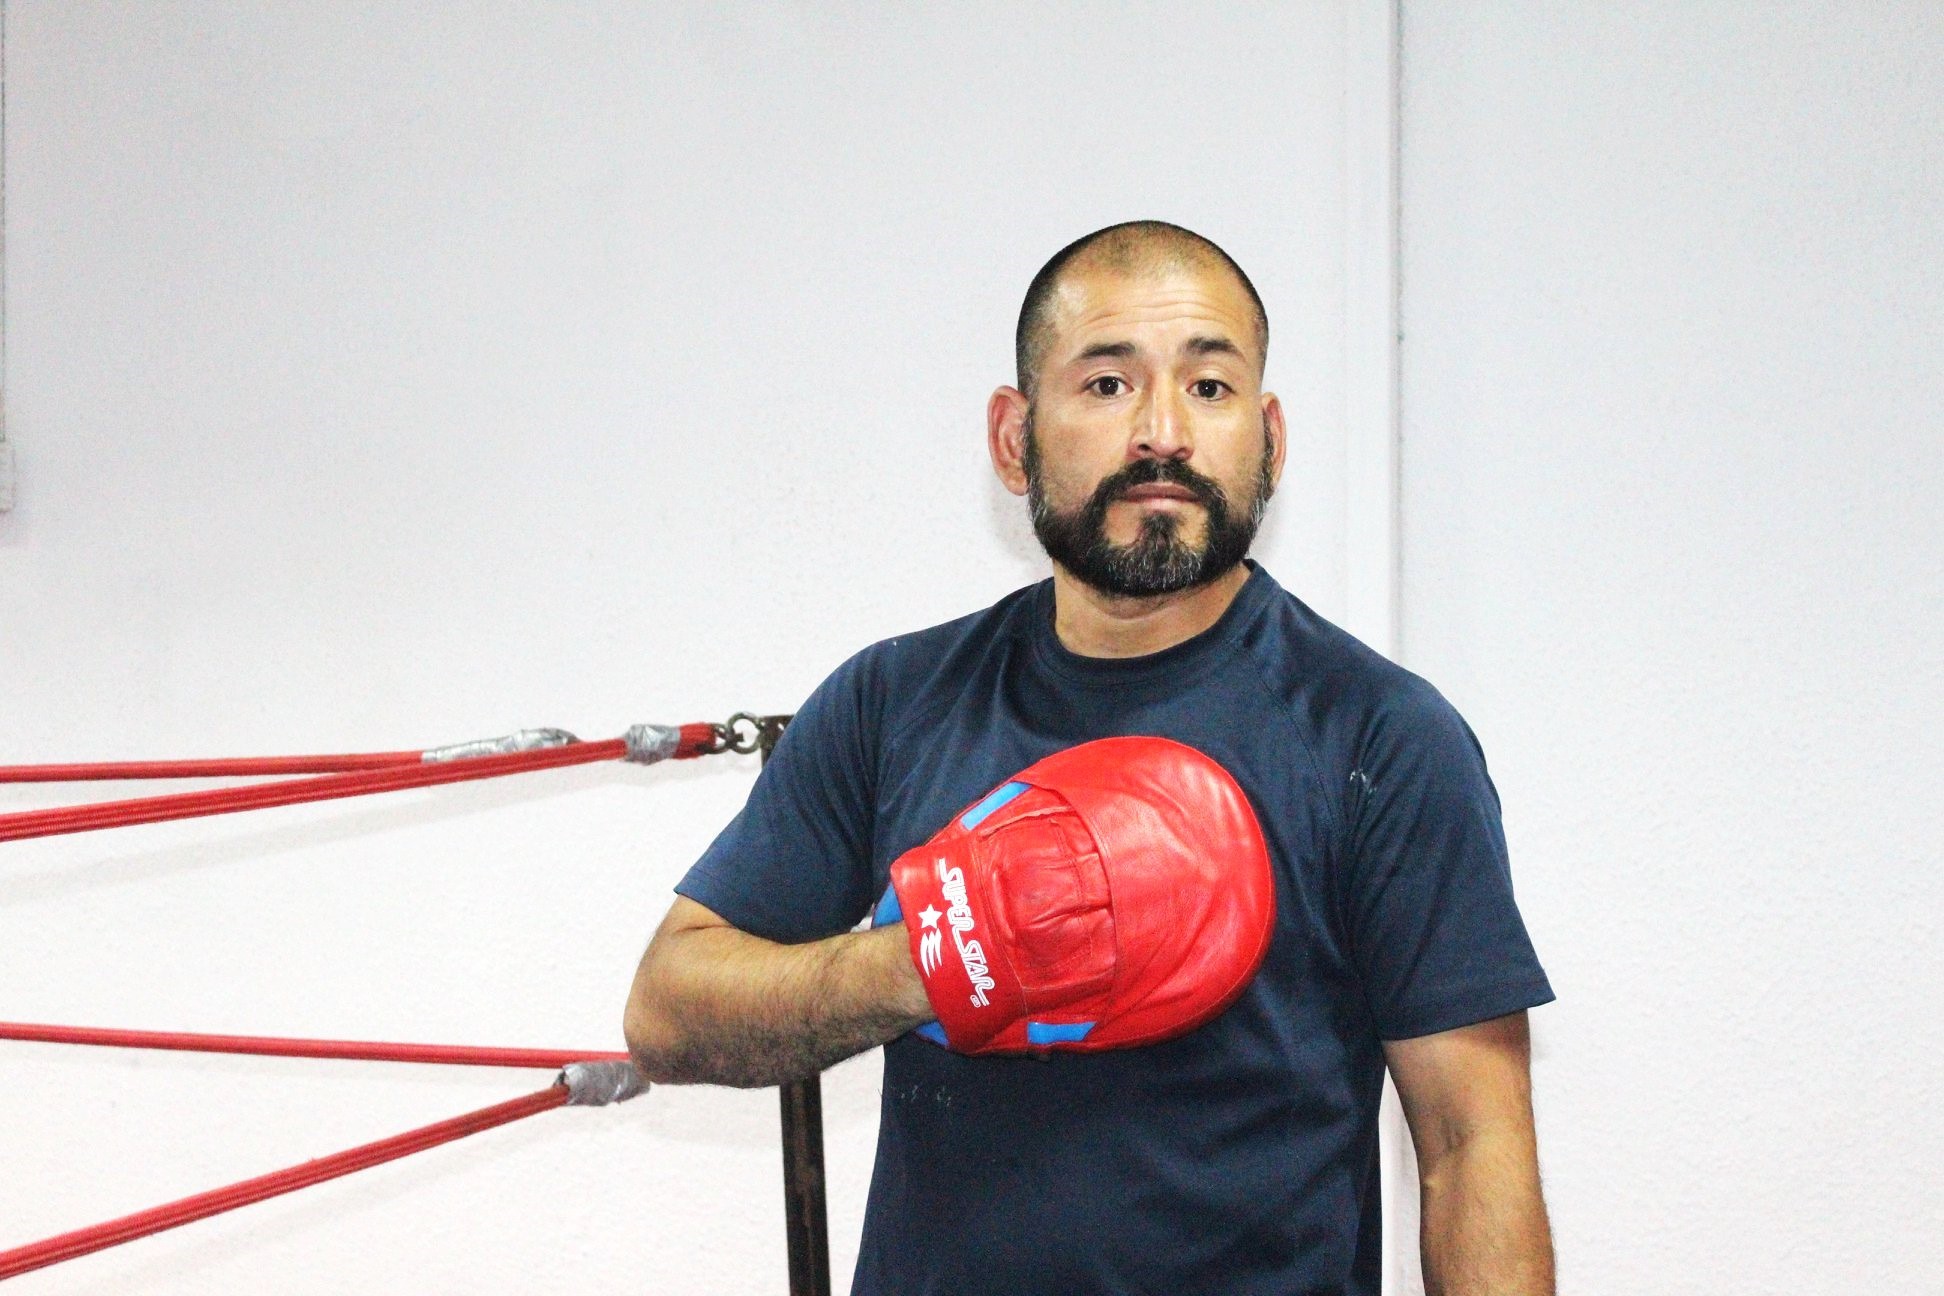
[1089,457,1230,512]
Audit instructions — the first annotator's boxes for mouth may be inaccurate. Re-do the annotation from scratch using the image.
[1115,483,1204,505]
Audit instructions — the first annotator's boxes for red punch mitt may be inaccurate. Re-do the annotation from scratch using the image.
[872,736,1274,1056]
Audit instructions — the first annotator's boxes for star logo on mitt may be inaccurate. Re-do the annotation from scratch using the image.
[917,904,942,929]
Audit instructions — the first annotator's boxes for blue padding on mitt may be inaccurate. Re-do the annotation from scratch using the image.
[958,781,1029,830]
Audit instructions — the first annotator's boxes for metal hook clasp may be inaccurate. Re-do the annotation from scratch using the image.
[713,712,788,755]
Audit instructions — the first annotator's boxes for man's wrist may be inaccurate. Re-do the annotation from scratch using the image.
[867,922,936,1025]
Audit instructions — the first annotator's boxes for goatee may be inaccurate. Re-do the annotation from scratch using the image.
[1023,413,1274,599]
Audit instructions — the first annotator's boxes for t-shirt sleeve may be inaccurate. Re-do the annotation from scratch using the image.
[1342,677,1555,1040]
[673,648,882,943]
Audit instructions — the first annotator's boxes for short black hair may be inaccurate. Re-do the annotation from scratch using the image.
[1014,221,1269,396]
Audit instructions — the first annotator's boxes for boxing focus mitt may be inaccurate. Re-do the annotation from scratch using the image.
[872,736,1274,1056]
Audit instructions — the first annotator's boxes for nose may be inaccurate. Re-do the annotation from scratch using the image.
[1132,386,1193,463]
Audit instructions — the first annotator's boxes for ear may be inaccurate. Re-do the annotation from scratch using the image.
[1261,391,1288,491]
[988,386,1031,497]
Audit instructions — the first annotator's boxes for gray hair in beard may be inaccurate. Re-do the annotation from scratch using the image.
[1022,410,1275,598]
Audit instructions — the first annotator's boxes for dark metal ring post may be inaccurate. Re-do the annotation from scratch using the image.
[759,716,830,1296]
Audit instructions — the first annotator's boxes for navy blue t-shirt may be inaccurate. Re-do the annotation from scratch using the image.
[677,563,1553,1296]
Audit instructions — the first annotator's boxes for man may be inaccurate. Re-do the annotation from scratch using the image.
[625,221,1556,1294]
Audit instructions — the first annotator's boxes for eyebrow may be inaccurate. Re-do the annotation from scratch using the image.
[1072,335,1246,365]
[1183,334,1245,360]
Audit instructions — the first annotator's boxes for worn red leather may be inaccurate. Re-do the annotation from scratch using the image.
[880,735,1275,1056]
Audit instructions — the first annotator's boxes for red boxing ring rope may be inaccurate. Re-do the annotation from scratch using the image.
[0,1021,628,1071]
[0,751,426,782]
[0,1023,642,1276]
[0,724,722,844]
[0,739,622,842]
[0,716,736,1279]
[0,1083,569,1281]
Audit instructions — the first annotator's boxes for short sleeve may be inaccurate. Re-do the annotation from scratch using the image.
[1342,679,1555,1040]
[674,648,882,943]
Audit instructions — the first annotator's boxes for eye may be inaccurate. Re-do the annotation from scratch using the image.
[1089,376,1128,397]
[1192,378,1229,400]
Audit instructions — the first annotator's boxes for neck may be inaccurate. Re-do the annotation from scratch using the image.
[1050,563,1252,659]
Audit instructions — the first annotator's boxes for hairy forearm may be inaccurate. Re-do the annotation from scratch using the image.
[1418,1127,1555,1296]
[626,920,932,1088]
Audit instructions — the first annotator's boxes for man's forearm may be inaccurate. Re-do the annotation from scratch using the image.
[626,915,932,1088]
[1418,1126,1556,1296]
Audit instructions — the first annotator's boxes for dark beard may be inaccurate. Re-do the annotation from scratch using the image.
[1023,413,1274,598]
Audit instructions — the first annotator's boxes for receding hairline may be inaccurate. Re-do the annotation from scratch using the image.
[1015,221,1269,395]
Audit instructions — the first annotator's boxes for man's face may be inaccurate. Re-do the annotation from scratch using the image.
[1010,262,1284,598]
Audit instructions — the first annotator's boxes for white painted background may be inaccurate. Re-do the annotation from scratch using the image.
[1399,4,1942,1293]
[0,4,1371,1292]
[6,5,1937,1294]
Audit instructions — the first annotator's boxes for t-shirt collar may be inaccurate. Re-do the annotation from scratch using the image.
[1028,559,1274,693]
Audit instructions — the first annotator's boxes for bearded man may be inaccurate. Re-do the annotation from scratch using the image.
[624,221,1557,1295]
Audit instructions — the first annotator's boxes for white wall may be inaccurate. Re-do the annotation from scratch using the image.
[1400,4,1942,1292]
[0,4,1374,1291]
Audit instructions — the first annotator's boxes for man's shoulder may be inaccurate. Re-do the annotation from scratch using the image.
[1244,570,1465,744]
[825,579,1046,707]
[1245,572,1413,698]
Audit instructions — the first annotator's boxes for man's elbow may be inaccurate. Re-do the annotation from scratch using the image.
[622,944,699,1084]
[622,996,679,1084]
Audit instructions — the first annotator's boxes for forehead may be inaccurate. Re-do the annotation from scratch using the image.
[1044,261,1261,367]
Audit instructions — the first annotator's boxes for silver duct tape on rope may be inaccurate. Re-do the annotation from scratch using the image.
[560,1059,648,1107]
[420,728,580,763]
[622,723,681,764]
